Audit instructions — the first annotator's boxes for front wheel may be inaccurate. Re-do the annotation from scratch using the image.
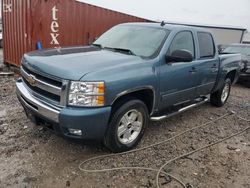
[210,78,231,107]
[104,100,149,153]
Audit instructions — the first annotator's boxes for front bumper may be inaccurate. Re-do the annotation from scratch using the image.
[16,79,111,140]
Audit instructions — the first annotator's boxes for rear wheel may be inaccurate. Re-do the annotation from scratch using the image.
[210,78,231,107]
[104,100,149,153]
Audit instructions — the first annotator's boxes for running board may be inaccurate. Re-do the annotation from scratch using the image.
[150,98,209,121]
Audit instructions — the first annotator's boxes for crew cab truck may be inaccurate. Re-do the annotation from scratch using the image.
[16,23,241,152]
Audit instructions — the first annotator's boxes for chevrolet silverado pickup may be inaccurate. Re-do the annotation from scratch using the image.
[16,23,242,152]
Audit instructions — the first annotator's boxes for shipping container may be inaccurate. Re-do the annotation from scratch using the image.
[2,0,149,67]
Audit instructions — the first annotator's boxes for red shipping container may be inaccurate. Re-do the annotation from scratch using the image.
[2,0,149,67]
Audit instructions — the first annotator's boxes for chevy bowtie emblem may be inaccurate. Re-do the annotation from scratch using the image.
[27,75,36,86]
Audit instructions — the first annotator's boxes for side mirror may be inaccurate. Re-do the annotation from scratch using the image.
[166,49,193,63]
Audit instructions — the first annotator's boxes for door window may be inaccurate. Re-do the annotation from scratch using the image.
[168,31,195,58]
[198,32,215,58]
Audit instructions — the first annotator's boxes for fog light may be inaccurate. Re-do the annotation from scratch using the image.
[68,129,82,136]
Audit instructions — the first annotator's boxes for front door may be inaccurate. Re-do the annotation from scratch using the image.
[159,31,199,110]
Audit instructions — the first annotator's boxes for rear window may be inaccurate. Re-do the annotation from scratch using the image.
[198,32,215,58]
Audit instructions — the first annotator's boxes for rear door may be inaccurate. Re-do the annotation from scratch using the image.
[195,32,219,95]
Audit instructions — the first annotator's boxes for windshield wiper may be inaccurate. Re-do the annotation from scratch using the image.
[104,47,136,56]
[92,43,103,49]
[220,52,234,55]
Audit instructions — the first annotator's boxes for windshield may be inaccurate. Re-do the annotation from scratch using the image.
[93,25,170,58]
[223,46,250,56]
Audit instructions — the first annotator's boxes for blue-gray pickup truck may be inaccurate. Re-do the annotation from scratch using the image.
[16,23,242,152]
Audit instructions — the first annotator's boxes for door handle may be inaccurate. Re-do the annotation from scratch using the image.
[211,64,218,72]
[189,67,197,73]
[211,63,218,68]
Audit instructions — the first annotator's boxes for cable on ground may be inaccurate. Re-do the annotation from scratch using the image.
[79,108,250,188]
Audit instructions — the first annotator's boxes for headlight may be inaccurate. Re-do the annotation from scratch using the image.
[68,81,105,107]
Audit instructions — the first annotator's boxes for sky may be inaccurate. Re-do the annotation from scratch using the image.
[78,0,250,31]
[0,0,249,31]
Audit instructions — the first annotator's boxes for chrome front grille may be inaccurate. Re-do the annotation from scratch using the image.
[20,66,67,106]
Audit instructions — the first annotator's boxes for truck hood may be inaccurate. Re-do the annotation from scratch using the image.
[23,46,143,80]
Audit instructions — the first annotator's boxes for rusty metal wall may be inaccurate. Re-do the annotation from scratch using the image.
[2,0,30,67]
[2,0,149,67]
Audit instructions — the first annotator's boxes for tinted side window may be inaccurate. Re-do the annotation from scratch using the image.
[168,31,195,57]
[198,32,215,58]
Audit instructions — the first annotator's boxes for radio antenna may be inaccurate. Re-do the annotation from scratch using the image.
[160,21,166,27]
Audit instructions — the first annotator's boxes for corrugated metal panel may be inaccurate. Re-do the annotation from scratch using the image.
[2,0,29,67]
[164,21,246,45]
[208,28,244,45]
[2,0,149,67]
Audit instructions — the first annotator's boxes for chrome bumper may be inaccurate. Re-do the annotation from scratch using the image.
[16,79,60,123]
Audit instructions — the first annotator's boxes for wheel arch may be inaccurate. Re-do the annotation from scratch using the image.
[111,86,156,116]
[213,69,239,92]
[225,69,238,84]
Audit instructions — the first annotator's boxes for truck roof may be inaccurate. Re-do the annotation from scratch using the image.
[121,22,212,33]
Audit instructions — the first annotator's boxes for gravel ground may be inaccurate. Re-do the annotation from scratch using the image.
[0,75,249,188]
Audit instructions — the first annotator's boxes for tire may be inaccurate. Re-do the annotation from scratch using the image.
[104,100,149,153]
[210,78,231,107]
